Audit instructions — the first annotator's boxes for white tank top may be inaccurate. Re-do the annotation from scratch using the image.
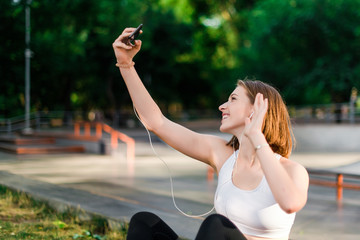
[214,151,295,239]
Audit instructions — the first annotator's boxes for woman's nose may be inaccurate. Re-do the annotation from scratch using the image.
[219,102,227,111]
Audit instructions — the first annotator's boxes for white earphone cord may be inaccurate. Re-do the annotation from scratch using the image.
[132,106,215,218]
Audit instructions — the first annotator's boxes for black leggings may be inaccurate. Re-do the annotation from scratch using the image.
[126,211,247,240]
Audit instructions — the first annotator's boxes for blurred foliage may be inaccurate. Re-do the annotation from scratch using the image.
[238,0,360,105]
[1,0,360,118]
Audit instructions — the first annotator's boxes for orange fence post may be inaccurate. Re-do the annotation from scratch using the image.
[117,133,136,160]
[74,123,80,136]
[337,174,343,202]
[84,122,91,136]
[111,131,118,149]
[117,132,136,176]
[127,138,135,176]
[96,123,102,138]
[126,138,135,161]
[101,123,136,176]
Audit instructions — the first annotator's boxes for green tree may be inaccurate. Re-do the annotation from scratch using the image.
[2,0,360,119]
[0,0,26,118]
[238,0,360,105]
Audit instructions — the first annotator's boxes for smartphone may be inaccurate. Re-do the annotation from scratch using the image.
[128,23,143,45]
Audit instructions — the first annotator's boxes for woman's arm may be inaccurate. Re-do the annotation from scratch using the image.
[255,142,309,213]
[244,94,309,213]
[112,28,230,169]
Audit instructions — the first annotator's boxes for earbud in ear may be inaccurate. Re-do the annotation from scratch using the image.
[249,112,254,119]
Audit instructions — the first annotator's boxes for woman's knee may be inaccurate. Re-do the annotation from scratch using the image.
[130,211,162,227]
[128,211,179,240]
[195,214,245,240]
[202,214,235,228]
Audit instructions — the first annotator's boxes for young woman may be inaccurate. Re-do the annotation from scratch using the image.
[112,27,309,240]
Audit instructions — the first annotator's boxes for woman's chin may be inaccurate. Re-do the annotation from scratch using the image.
[219,125,228,133]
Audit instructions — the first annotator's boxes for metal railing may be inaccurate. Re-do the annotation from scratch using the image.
[0,111,91,134]
[307,168,360,203]
[289,102,360,124]
[74,121,135,175]
[1,101,359,135]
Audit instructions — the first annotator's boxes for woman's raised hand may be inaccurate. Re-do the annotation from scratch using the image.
[112,27,142,65]
[244,93,268,142]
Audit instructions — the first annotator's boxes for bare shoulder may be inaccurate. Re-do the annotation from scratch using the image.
[204,134,233,172]
[279,156,309,180]
[279,156,310,200]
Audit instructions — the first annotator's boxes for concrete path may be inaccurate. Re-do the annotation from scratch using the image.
[0,130,360,239]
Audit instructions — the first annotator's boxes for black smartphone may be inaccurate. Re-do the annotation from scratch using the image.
[128,23,143,45]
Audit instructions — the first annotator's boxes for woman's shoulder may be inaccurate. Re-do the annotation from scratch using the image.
[198,133,233,173]
[209,139,233,173]
[279,155,309,178]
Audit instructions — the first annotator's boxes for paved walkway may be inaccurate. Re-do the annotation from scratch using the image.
[0,130,360,239]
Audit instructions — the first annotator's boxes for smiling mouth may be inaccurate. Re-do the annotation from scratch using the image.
[222,114,229,120]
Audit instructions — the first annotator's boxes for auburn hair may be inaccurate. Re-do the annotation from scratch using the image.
[226,79,295,158]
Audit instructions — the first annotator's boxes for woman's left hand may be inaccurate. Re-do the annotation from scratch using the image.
[243,93,268,142]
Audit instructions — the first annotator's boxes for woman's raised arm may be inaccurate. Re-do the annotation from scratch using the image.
[112,28,163,131]
[112,28,230,169]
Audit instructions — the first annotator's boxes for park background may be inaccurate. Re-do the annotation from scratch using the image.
[1,1,360,239]
[1,0,360,125]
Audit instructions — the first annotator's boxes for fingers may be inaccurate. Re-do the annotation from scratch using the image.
[113,35,134,50]
[244,93,268,139]
[114,28,143,50]
[249,93,267,125]
[122,27,137,34]
[254,93,267,111]
[112,40,132,50]
[134,39,142,49]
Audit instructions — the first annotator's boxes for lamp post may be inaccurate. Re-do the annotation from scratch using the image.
[350,87,358,124]
[24,0,32,133]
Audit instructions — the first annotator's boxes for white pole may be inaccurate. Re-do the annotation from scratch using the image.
[24,0,32,133]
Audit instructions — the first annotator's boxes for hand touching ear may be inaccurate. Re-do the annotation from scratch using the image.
[243,93,268,142]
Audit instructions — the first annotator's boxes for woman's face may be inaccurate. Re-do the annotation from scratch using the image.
[218,86,253,134]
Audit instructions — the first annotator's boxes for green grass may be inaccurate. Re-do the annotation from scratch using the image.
[0,185,128,240]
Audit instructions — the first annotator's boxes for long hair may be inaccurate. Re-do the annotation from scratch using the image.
[226,79,295,158]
